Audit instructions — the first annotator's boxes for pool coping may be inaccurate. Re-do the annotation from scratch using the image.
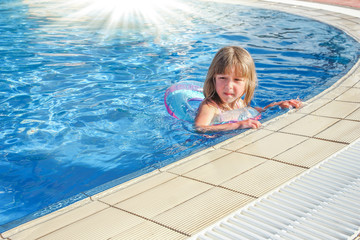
[2,0,360,239]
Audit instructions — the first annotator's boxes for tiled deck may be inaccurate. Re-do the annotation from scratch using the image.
[2,0,360,239]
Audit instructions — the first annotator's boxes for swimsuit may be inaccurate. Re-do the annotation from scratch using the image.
[211,101,249,124]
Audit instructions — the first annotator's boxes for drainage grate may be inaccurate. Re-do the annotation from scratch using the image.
[190,138,360,240]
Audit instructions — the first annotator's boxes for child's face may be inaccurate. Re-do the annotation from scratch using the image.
[215,69,246,105]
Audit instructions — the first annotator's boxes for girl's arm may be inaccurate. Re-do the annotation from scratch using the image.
[195,119,262,133]
[261,99,302,111]
[194,102,261,132]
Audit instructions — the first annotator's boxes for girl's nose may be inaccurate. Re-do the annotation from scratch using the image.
[225,79,233,89]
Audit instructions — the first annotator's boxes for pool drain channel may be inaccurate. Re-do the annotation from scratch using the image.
[190,138,360,240]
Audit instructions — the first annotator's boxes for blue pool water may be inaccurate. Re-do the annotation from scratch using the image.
[1,0,359,231]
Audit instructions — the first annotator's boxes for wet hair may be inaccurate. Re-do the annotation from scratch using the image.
[203,46,257,108]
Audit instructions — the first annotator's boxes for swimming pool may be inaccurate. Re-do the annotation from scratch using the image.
[1,0,359,231]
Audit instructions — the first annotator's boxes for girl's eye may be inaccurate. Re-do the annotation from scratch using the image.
[235,78,244,82]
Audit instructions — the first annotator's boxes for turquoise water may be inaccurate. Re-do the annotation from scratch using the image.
[1,0,359,231]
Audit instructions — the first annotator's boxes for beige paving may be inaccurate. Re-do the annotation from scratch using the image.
[347,107,360,121]
[220,160,306,197]
[2,201,108,240]
[166,148,231,175]
[38,208,145,240]
[216,128,273,150]
[113,176,212,219]
[312,100,359,119]
[2,0,360,240]
[262,113,306,131]
[321,86,351,99]
[108,221,187,240]
[151,187,255,236]
[336,88,360,102]
[274,138,346,167]
[315,119,360,143]
[237,132,308,159]
[279,115,340,137]
[183,152,266,185]
[99,172,177,205]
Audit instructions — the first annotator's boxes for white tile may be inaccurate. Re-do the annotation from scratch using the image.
[274,138,346,168]
[346,107,360,121]
[39,208,144,240]
[220,129,273,151]
[336,88,360,102]
[316,120,360,143]
[109,221,187,240]
[280,115,339,137]
[100,172,177,205]
[184,152,266,185]
[221,161,305,197]
[238,132,308,159]
[263,113,305,131]
[312,101,359,118]
[152,187,255,236]
[320,86,350,100]
[8,201,107,240]
[167,149,231,175]
[115,177,211,219]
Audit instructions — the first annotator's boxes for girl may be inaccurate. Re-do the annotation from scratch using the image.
[195,46,302,132]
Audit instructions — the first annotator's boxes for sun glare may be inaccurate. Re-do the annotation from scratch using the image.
[24,0,191,36]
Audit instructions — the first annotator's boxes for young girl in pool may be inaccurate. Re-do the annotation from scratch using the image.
[195,46,302,132]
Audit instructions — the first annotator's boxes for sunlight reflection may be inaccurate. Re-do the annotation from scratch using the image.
[24,0,192,36]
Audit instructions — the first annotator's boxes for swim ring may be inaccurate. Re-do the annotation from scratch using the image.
[164,81,204,122]
[164,81,260,123]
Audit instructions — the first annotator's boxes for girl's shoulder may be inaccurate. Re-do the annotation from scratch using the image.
[201,98,244,112]
[236,99,245,108]
[200,99,221,114]
[202,99,220,109]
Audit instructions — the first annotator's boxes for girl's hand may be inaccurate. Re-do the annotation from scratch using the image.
[195,119,261,132]
[263,99,302,110]
[277,99,302,109]
[236,119,262,129]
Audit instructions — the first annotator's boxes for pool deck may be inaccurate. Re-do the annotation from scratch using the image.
[2,0,360,239]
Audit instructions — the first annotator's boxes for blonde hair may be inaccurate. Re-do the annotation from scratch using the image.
[203,46,257,108]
